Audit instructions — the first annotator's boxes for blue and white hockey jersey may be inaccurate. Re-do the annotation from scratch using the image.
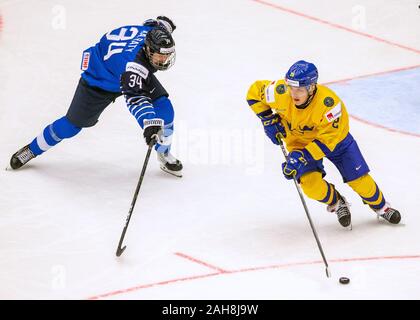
[81,25,152,92]
[80,24,171,128]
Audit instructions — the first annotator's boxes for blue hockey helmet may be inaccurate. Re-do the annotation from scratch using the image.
[285,60,318,88]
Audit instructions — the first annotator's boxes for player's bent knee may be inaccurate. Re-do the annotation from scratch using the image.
[347,174,374,192]
[347,173,373,187]
[52,116,82,139]
[300,171,326,200]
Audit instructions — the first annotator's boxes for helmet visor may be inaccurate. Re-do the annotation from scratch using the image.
[147,47,176,71]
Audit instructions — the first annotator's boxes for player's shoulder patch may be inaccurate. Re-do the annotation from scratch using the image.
[126,62,149,79]
[276,84,286,94]
[324,102,342,122]
[81,52,90,71]
[324,96,335,107]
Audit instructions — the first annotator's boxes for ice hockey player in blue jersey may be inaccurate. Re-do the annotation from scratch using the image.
[9,16,183,177]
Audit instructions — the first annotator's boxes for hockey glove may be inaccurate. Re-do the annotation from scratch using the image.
[143,16,176,33]
[157,16,176,33]
[282,150,309,179]
[143,118,163,145]
[258,111,286,145]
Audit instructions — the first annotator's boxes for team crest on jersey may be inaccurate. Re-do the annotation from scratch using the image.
[324,97,335,107]
[286,120,314,135]
[276,84,286,94]
[325,102,342,122]
[299,125,314,132]
[81,52,90,71]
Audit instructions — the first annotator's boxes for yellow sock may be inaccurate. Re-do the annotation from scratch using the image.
[347,174,386,210]
[300,172,338,205]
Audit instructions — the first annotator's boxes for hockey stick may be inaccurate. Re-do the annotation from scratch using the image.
[277,134,331,278]
[116,138,156,257]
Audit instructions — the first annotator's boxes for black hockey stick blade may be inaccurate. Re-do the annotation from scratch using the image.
[116,245,126,257]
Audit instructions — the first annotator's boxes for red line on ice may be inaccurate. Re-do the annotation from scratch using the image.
[324,64,420,138]
[348,114,420,138]
[323,64,420,86]
[251,0,420,55]
[87,272,221,300]
[87,254,420,300]
[252,0,420,138]
[235,255,420,273]
[174,252,229,273]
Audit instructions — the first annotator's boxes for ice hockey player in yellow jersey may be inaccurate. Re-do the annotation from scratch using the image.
[246,60,401,227]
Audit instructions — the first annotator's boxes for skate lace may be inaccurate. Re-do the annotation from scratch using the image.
[336,199,350,219]
[336,206,350,219]
[17,147,35,164]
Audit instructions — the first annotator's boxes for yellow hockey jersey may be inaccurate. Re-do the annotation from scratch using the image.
[246,80,349,160]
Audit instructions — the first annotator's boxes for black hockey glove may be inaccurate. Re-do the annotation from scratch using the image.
[143,118,163,145]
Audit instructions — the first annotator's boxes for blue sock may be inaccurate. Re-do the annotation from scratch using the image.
[155,122,174,154]
[153,96,175,154]
[29,116,82,156]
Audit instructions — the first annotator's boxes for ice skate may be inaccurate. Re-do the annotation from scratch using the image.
[157,151,183,177]
[9,145,36,170]
[327,194,352,229]
[374,203,401,224]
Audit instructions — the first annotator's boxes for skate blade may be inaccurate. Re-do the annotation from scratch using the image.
[160,165,182,178]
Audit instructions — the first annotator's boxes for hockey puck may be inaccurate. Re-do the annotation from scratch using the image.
[339,277,350,284]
